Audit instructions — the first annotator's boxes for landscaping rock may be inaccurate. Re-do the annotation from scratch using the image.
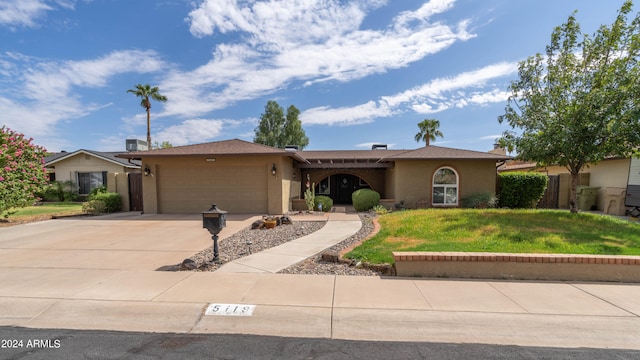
[251,220,265,229]
[321,251,340,263]
[180,258,198,270]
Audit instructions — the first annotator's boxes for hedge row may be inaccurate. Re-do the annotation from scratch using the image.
[498,172,548,209]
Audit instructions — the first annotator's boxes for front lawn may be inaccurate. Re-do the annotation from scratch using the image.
[0,202,84,227]
[345,209,640,264]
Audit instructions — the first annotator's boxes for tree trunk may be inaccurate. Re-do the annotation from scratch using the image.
[569,170,579,213]
[146,107,151,149]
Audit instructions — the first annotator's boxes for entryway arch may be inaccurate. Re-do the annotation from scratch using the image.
[316,173,372,204]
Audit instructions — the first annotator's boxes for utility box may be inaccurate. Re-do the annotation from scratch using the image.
[604,187,627,216]
[577,186,600,211]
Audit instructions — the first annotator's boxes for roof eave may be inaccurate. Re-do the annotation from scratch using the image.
[47,150,140,168]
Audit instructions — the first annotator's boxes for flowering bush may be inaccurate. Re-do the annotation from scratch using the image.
[0,127,49,216]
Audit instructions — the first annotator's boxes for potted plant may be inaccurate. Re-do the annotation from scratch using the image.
[264,216,278,229]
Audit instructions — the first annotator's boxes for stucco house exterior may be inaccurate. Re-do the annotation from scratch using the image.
[44,150,141,211]
[499,157,631,214]
[117,139,510,214]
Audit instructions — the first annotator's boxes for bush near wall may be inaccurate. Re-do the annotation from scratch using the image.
[314,195,333,212]
[461,192,499,209]
[88,192,122,213]
[498,172,548,208]
[352,189,380,212]
[82,200,106,215]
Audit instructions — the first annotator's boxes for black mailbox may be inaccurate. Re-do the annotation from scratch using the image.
[202,203,227,234]
[202,203,227,261]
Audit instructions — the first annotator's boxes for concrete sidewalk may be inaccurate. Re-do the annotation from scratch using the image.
[1,212,640,350]
[1,271,639,349]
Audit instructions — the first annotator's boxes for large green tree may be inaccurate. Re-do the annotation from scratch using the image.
[498,1,640,213]
[127,84,167,148]
[254,100,309,149]
[0,127,48,217]
[414,118,444,146]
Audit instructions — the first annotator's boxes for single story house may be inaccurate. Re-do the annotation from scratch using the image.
[44,149,141,211]
[117,139,510,214]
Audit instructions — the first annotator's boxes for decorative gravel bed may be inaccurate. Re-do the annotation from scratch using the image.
[278,213,382,276]
[177,213,383,276]
[181,219,326,271]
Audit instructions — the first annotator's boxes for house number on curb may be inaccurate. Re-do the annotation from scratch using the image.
[205,303,256,316]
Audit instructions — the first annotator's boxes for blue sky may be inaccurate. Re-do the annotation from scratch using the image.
[0,0,631,152]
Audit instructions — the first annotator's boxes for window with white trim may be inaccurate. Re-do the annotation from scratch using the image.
[432,167,458,206]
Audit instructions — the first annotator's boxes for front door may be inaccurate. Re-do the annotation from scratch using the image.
[336,174,358,204]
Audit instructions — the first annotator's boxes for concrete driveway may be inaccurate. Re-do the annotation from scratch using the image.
[0,212,259,271]
[2,212,640,350]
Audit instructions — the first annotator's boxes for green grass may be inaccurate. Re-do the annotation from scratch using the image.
[3,202,84,219]
[345,209,640,264]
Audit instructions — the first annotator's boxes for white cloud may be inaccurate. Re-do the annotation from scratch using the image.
[154,119,225,146]
[301,101,393,126]
[165,0,476,118]
[0,50,167,148]
[301,61,517,125]
[0,0,74,28]
[22,50,166,102]
[383,62,516,109]
[480,134,501,140]
[394,0,455,29]
[187,0,368,42]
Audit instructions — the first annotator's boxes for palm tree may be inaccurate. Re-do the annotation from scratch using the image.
[127,84,167,148]
[414,118,444,146]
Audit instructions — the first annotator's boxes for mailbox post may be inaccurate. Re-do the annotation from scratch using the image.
[202,203,227,261]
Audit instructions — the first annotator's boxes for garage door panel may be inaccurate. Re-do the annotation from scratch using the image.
[157,164,268,213]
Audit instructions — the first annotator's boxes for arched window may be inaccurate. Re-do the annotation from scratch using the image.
[432,167,458,206]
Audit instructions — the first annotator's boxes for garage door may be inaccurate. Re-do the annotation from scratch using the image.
[157,164,268,213]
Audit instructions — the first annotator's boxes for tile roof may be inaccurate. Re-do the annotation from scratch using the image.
[117,139,300,158]
[45,149,140,168]
[115,139,511,163]
[382,145,512,161]
[498,160,537,171]
[297,149,408,161]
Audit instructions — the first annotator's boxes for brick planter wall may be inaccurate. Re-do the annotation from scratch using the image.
[393,252,640,282]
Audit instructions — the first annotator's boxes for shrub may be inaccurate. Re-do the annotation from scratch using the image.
[314,195,333,212]
[498,172,548,208]
[89,192,121,213]
[461,192,499,209]
[304,182,315,211]
[371,204,389,215]
[88,186,108,198]
[82,199,106,215]
[0,126,49,215]
[39,181,78,202]
[352,188,380,212]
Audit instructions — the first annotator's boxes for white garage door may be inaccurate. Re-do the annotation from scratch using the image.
[157,164,268,213]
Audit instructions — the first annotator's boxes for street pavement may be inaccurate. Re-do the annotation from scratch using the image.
[0,211,639,351]
[3,327,640,359]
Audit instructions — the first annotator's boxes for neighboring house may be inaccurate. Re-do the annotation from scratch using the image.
[117,139,510,214]
[44,150,141,211]
[499,157,631,214]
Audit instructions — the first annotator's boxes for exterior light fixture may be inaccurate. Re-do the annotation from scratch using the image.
[271,163,277,176]
[143,166,152,176]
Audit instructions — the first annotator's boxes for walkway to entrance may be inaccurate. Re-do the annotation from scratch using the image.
[216,209,361,273]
